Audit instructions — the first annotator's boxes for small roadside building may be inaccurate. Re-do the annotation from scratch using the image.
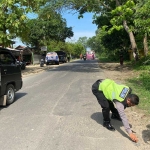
[15,45,33,65]
[6,47,21,61]
[15,45,41,65]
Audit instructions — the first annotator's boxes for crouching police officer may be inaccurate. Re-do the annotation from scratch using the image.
[92,79,139,142]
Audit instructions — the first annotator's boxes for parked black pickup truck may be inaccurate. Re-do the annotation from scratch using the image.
[55,51,68,63]
[0,47,23,105]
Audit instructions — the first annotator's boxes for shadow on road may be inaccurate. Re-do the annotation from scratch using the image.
[46,60,100,73]
[91,112,130,140]
[142,124,150,143]
[15,92,27,101]
[0,92,27,110]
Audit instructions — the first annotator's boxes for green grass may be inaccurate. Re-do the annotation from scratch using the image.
[99,56,150,114]
[98,56,111,62]
[99,56,120,63]
[126,74,150,114]
[124,64,150,114]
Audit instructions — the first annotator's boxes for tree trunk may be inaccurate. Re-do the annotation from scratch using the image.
[123,20,139,61]
[143,33,148,56]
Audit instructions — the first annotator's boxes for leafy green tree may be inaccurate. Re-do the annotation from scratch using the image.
[87,29,123,60]
[77,36,88,49]
[87,36,96,51]
[49,0,141,61]
[108,0,139,60]
[65,42,76,56]
[73,43,85,57]
[20,8,73,51]
[0,0,47,47]
[134,0,150,56]
[47,40,65,52]
[38,7,74,42]
[20,19,43,49]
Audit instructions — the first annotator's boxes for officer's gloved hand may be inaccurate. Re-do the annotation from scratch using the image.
[129,133,138,142]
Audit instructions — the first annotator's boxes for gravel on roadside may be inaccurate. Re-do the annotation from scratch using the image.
[21,64,52,77]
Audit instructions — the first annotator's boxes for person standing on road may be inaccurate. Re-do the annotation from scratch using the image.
[92,79,139,142]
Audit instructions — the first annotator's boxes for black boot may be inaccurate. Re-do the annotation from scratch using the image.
[103,121,115,131]
[111,113,122,121]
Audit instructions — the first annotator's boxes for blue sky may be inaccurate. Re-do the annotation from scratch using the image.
[14,12,97,46]
[63,12,97,42]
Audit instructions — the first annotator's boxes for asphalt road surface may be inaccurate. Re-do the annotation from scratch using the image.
[0,59,140,150]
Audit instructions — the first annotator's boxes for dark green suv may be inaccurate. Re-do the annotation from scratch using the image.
[0,47,23,105]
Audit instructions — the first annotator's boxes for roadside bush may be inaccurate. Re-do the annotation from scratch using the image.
[139,72,150,91]
[127,70,150,113]
[132,55,150,70]
[99,54,150,114]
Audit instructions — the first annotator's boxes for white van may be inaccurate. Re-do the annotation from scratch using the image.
[45,52,59,65]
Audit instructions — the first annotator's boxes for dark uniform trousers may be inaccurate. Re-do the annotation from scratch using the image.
[92,80,119,122]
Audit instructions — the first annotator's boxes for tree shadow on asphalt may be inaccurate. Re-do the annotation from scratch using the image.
[91,112,130,140]
[45,60,101,73]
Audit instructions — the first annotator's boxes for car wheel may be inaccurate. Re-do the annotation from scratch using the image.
[5,84,15,105]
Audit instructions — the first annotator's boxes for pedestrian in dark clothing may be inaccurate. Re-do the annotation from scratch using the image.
[92,79,139,142]
[120,54,124,65]
[119,50,124,65]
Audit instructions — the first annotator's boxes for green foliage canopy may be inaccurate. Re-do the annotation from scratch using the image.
[134,0,150,35]
[20,7,73,50]
[0,0,47,47]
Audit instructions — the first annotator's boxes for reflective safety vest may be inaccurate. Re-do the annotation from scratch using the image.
[98,79,130,102]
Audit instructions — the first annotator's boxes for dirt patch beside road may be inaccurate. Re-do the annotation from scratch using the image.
[22,64,52,77]
[99,62,138,82]
[99,62,150,149]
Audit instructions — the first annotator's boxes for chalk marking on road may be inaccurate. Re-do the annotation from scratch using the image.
[51,76,79,115]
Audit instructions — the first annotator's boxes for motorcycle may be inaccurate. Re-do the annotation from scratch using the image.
[83,55,86,61]
[40,58,44,67]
